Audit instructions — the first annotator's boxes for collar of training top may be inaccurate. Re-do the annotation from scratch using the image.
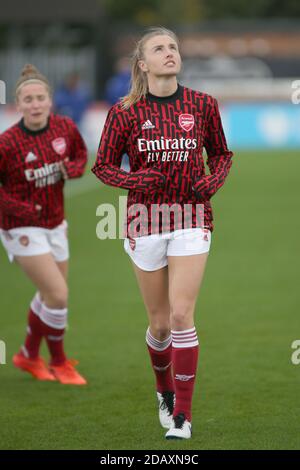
[18,115,51,136]
[146,84,183,103]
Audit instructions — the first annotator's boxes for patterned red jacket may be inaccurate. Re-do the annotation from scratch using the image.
[92,85,233,236]
[0,114,87,230]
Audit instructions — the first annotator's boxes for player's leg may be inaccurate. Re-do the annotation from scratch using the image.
[132,263,170,340]
[12,253,67,380]
[14,254,85,384]
[16,253,68,308]
[56,259,68,282]
[15,252,68,357]
[48,258,86,384]
[34,259,69,310]
[165,252,209,439]
[132,262,175,428]
[46,223,86,385]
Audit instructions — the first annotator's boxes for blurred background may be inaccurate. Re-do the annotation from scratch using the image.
[1,0,300,451]
[0,0,300,151]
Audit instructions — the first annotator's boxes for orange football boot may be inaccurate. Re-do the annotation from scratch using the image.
[49,359,87,385]
[13,352,56,381]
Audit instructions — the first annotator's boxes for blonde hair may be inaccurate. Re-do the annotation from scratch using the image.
[121,27,179,109]
[15,64,51,100]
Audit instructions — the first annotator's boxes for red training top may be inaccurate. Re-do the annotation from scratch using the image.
[92,85,233,236]
[0,114,87,230]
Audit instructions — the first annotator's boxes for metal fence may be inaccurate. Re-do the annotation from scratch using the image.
[0,47,96,103]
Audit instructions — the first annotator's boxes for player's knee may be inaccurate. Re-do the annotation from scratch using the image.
[170,303,193,329]
[149,324,171,341]
[147,306,170,340]
[45,286,68,309]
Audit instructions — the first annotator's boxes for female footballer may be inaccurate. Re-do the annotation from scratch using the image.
[0,64,87,385]
[92,28,233,438]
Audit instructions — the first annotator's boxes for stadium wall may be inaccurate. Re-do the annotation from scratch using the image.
[1,102,300,151]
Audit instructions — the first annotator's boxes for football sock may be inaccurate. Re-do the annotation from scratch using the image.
[23,293,44,359]
[146,327,174,393]
[40,302,67,366]
[171,327,199,422]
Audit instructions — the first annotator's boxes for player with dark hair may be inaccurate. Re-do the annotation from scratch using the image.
[0,64,88,385]
[92,28,233,438]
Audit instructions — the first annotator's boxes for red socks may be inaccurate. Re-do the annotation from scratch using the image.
[22,292,67,365]
[172,328,199,422]
[146,326,199,422]
[146,328,174,393]
[39,302,67,365]
[23,308,44,359]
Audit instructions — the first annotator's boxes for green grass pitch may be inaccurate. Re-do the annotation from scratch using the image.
[0,150,299,450]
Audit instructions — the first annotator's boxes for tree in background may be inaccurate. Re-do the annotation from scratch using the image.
[103,0,300,23]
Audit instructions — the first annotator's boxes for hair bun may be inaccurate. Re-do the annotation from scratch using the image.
[15,63,51,98]
[20,64,40,78]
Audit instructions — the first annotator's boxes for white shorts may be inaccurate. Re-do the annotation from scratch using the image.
[0,220,69,263]
[124,228,211,271]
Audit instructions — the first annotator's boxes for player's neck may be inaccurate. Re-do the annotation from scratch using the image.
[147,77,178,98]
[23,117,49,131]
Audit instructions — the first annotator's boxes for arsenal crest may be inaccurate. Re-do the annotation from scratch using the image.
[19,235,30,247]
[52,137,67,155]
[179,114,195,132]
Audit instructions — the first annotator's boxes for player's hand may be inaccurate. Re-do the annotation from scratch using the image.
[133,167,166,193]
[33,203,42,220]
[59,157,69,180]
[24,203,42,223]
[192,175,213,201]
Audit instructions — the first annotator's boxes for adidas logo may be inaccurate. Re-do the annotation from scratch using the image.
[142,120,155,130]
[25,152,38,163]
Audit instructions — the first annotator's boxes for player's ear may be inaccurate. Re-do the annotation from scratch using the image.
[138,60,149,73]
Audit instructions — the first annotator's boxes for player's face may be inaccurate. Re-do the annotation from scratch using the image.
[139,34,181,78]
[17,83,52,130]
